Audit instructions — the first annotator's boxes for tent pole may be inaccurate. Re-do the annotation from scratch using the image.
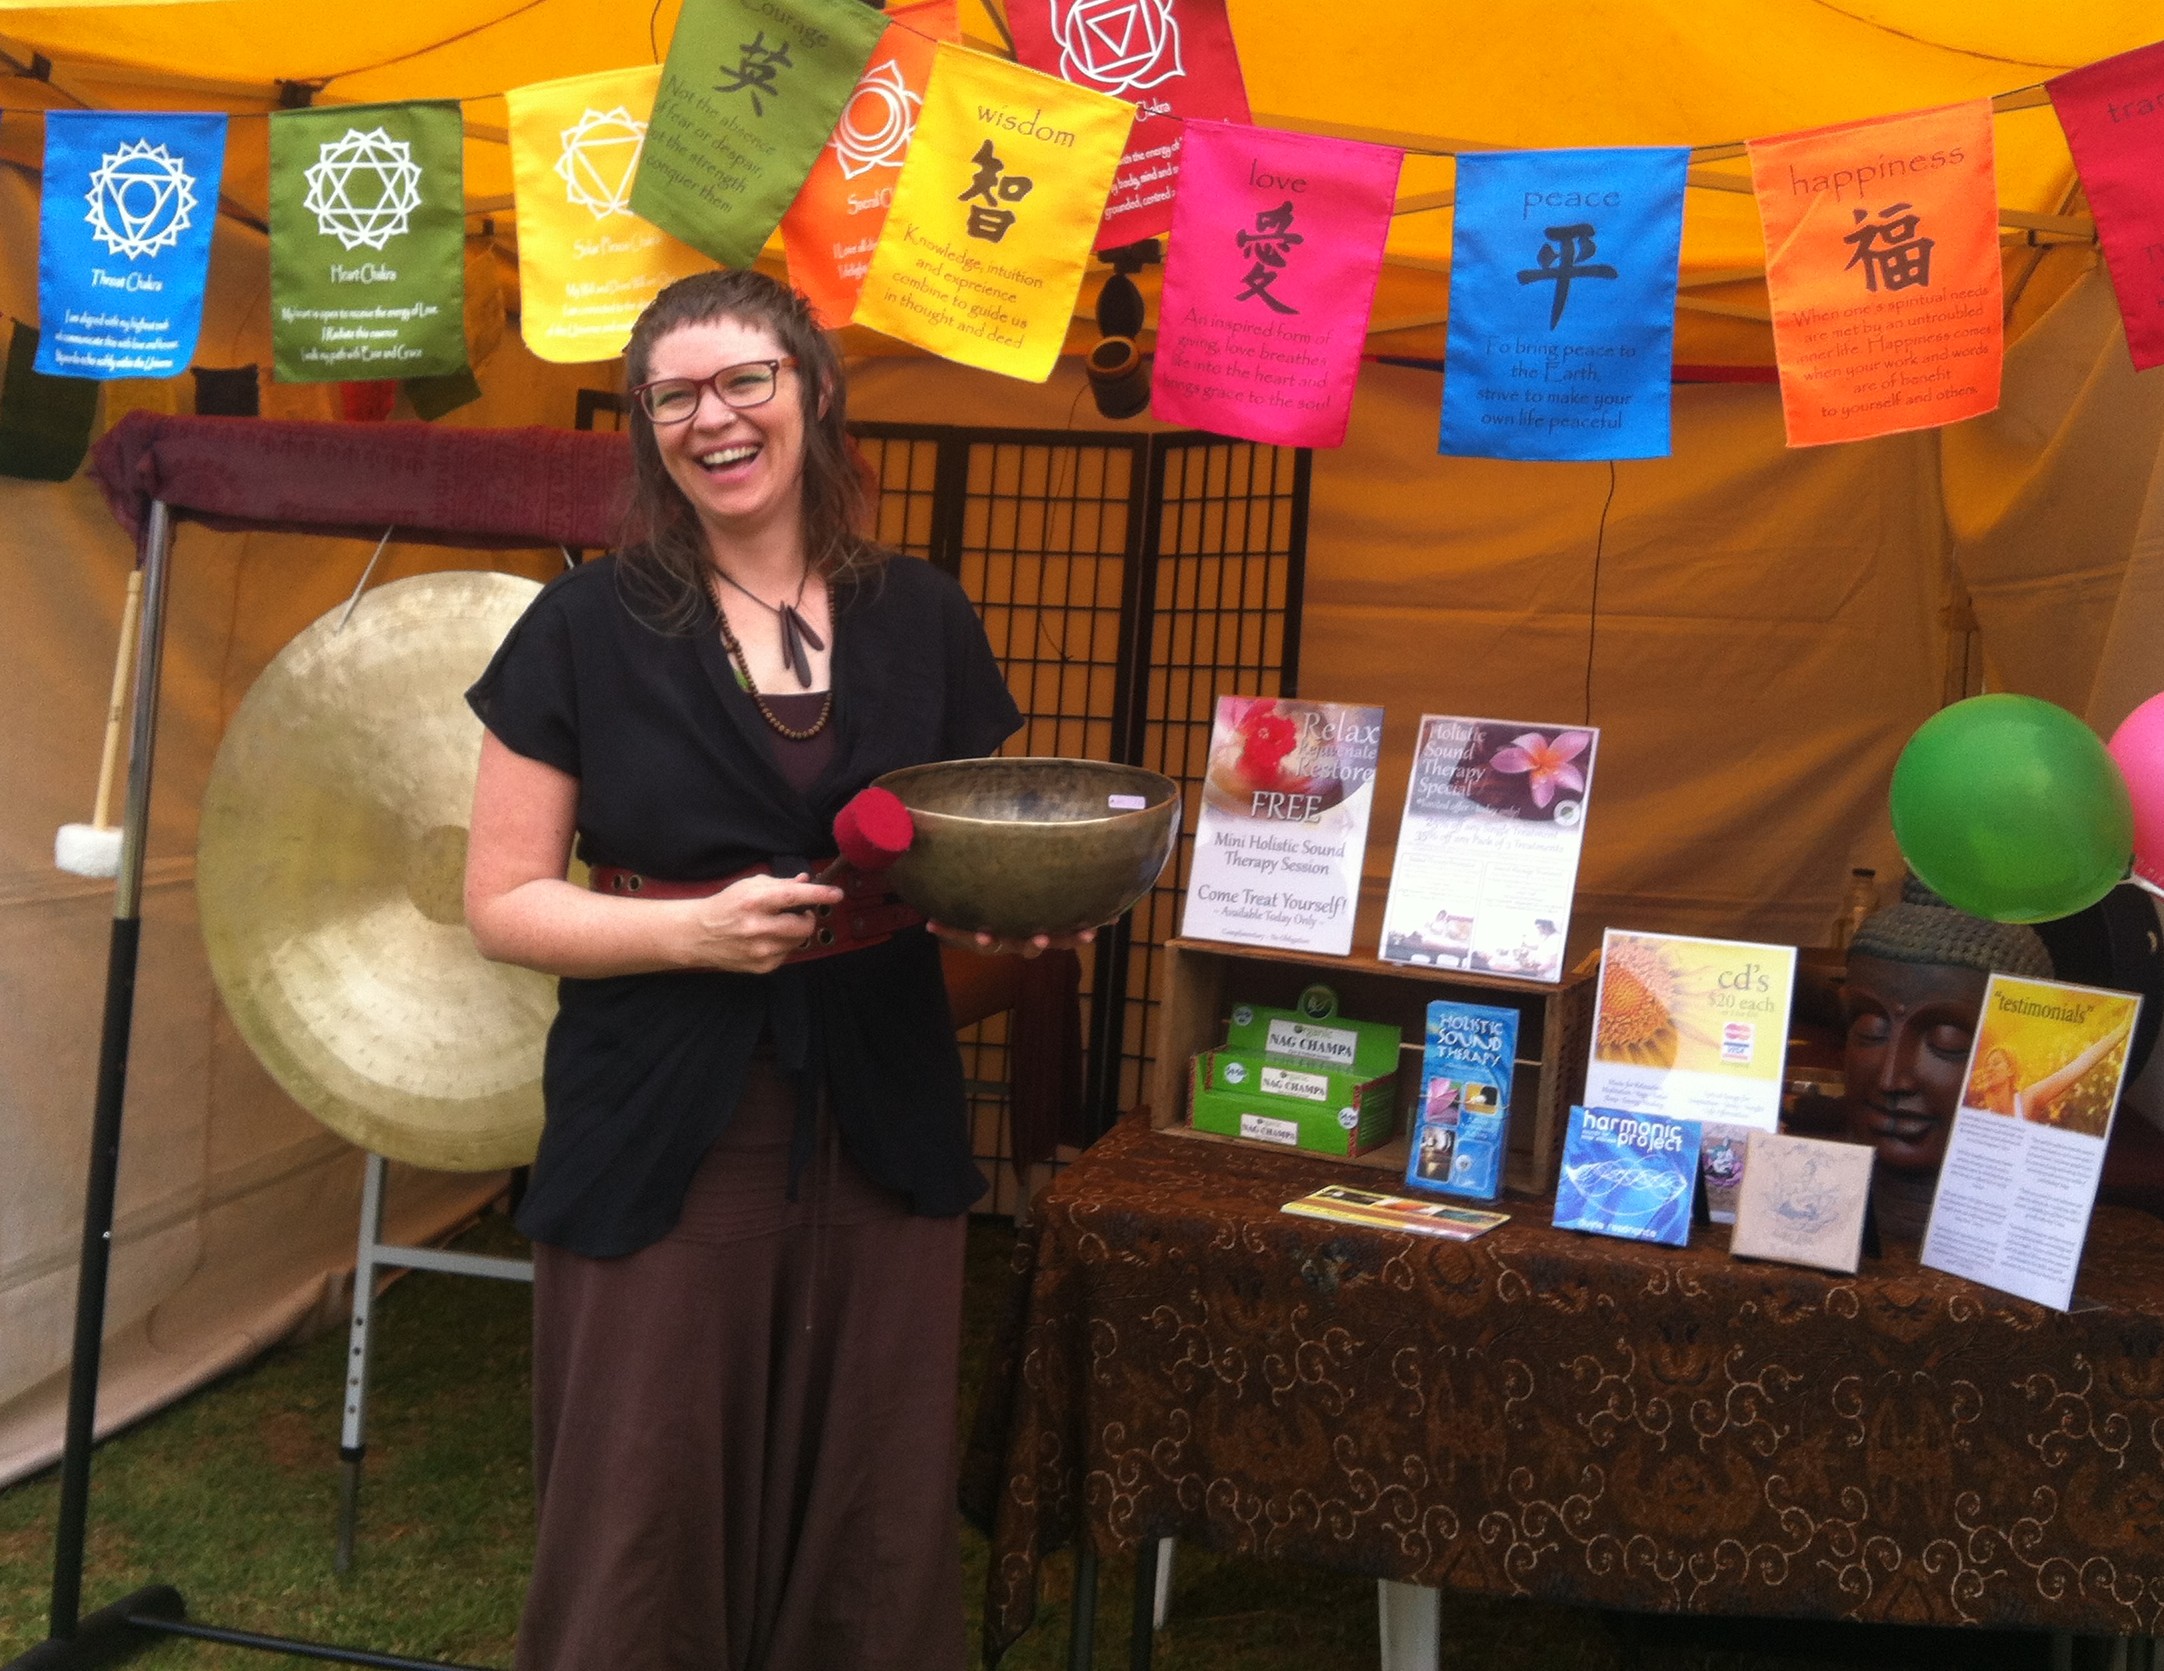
[46,500,175,1647]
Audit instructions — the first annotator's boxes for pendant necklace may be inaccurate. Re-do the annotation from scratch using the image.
[711,566,832,740]
[712,564,825,689]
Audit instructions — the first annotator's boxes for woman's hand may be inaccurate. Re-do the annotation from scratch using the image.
[926,920,1098,960]
[678,874,846,974]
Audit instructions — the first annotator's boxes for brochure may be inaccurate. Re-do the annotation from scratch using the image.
[1377,714,1597,981]
[1582,929,1795,1130]
[1552,1105,1702,1247]
[1180,695,1383,956]
[1405,1000,1520,1202]
[1922,974,2141,1311]
[1728,1131,1875,1273]
[1281,1184,1510,1242]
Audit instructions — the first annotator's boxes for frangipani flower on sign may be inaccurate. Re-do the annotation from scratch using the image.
[1491,729,1591,808]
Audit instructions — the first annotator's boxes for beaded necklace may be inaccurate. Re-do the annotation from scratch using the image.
[711,575,833,741]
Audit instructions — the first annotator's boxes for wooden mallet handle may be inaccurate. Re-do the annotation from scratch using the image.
[91,568,145,831]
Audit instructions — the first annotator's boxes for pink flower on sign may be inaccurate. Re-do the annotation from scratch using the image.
[1490,730,1589,808]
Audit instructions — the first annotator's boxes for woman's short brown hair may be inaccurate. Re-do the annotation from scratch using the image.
[617,269,877,630]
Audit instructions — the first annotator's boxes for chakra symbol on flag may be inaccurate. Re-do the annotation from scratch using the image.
[1051,0,1184,97]
[555,106,648,220]
[303,128,425,251]
[84,140,197,261]
[828,60,920,180]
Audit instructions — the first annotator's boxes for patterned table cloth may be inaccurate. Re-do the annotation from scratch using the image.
[961,1117,2164,1660]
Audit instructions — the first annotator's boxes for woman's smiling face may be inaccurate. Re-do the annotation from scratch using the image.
[644,315,807,542]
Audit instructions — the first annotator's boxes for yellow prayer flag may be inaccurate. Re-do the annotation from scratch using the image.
[855,44,1132,382]
[506,67,714,365]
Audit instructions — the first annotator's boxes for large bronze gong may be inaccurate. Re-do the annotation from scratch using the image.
[197,571,550,1172]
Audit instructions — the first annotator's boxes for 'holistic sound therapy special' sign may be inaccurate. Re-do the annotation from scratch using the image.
[36,110,226,380]
[1007,0,1251,250]
[2049,41,2164,372]
[633,0,887,270]
[1439,146,1688,461]
[1151,121,1401,448]
[269,101,468,383]
[507,67,712,363]
[855,44,1133,381]
[1748,101,2001,447]
[780,0,956,327]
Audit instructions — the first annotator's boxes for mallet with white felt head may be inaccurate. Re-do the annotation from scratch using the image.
[53,567,143,880]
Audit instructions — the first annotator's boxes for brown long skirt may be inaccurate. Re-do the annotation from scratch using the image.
[516,1061,969,1671]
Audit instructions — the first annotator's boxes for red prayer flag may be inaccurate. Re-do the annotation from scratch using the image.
[2049,41,2164,370]
[1006,0,1251,250]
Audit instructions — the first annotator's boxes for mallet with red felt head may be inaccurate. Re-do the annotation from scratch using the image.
[814,786,914,885]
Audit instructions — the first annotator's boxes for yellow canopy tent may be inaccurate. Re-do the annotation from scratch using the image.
[4,0,2164,1482]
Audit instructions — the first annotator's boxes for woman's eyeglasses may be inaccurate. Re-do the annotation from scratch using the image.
[632,357,798,424]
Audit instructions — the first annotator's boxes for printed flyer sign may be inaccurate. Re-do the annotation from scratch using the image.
[1179,695,1382,956]
[1439,146,1688,461]
[507,67,713,364]
[1922,974,2141,1311]
[1377,714,1596,982]
[1006,0,1251,249]
[780,0,956,326]
[36,110,226,380]
[2049,41,2164,371]
[856,44,1133,381]
[1151,120,1402,447]
[1552,1105,1702,1247]
[1583,929,1796,1129]
[269,101,468,383]
[1747,100,2001,446]
[632,0,888,269]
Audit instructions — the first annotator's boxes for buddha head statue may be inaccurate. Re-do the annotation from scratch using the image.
[1843,875,2053,1175]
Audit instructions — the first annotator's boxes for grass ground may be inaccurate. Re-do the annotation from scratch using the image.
[0,1215,2058,1670]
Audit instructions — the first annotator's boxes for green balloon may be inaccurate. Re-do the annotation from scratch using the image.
[1891,694,2134,924]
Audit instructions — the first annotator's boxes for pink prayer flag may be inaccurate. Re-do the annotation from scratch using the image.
[1151,121,1402,448]
[2050,42,2164,370]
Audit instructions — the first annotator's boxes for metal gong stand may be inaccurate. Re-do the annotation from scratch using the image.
[9,501,500,1671]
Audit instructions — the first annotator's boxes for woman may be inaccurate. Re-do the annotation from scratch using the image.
[464,269,1067,1671]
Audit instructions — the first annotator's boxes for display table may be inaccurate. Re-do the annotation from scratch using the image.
[962,1117,2164,1663]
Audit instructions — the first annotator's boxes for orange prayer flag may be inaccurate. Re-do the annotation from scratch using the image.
[1747,101,2001,447]
[780,0,957,327]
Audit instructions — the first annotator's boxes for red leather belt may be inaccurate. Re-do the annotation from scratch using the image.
[588,861,922,963]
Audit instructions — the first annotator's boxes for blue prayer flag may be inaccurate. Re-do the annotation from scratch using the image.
[36,110,227,380]
[1440,147,1688,461]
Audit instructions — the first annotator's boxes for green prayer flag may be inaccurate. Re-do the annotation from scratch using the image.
[631,0,886,268]
[0,322,99,481]
[270,101,469,384]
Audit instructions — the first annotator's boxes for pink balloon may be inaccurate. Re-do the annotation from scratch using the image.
[2108,691,2164,890]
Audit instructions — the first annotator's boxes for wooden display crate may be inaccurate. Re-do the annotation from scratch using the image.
[1147,938,1594,1195]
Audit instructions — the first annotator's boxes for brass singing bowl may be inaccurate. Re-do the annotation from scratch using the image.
[874,758,1182,940]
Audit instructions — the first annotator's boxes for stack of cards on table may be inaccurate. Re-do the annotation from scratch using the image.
[1281,1184,1509,1241]
[1189,998,1402,1157]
